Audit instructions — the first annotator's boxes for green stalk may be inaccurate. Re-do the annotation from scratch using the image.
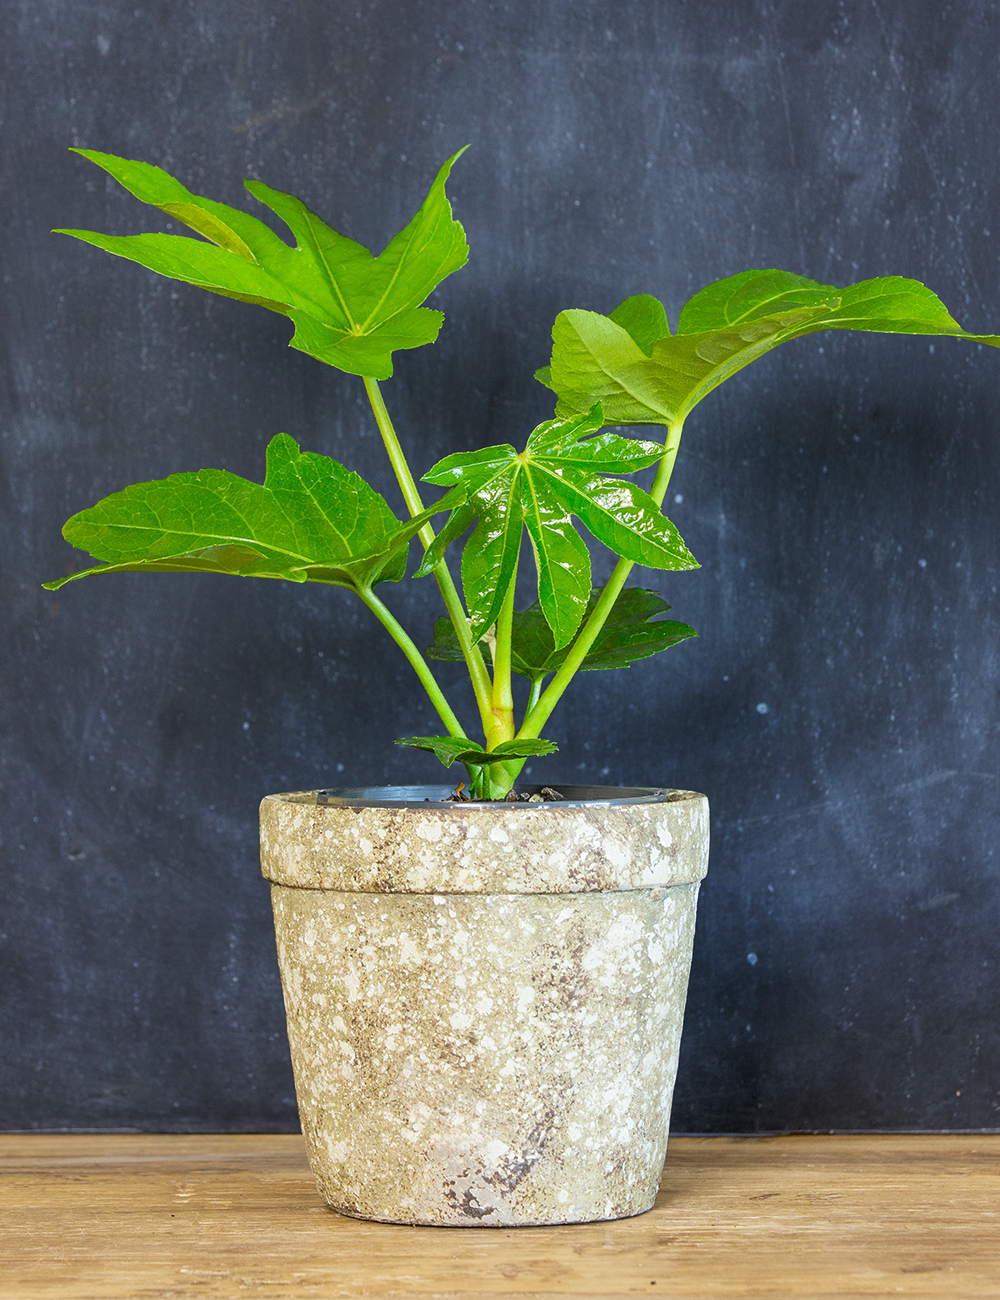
[486,565,518,750]
[648,420,686,509]
[356,585,466,739]
[468,570,519,800]
[362,377,494,733]
[518,419,686,740]
[470,762,516,800]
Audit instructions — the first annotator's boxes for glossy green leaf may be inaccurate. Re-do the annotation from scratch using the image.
[537,271,1000,428]
[44,434,463,593]
[426,585,697,680]
[394,735,559,767]
[56,148,469,379]
[417,405,697,650]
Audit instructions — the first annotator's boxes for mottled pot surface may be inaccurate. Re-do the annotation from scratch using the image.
[273,881,701,1226]
[261,785,709,894]
[263,784,709,1226]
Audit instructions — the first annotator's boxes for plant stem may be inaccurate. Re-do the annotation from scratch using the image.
[525,676,544,716]
[356,585,466,739]
[518,419,686,740]
[469,764,511,800]
[647,420,686,510]
[362,377,494,734]
[486,566,518,750]
[468,566,520,799]
[362,377,430,519]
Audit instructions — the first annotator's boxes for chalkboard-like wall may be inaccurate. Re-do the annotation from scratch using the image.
[2,0,997,1133]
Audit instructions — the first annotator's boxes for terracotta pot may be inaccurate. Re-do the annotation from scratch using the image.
[260,784,709,1226]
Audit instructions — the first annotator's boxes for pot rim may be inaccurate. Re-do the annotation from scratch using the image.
[260,785,710,893]
[268,783,689,810]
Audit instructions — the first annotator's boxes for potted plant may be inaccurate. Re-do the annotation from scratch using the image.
[46,148,999,1225]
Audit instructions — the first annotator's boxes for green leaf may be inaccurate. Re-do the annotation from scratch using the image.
[426,585,697,680]
[56,147,469,379]
[513,586,697,678]
[609,294,671,354]
[44,433,463,593]
[540,271,1000,428]
[63,149,288,259]
[418,405,697,651]
[674,269,843,333]
[424,615,469,663]
[521,485,592,651]
[394,735,559,767]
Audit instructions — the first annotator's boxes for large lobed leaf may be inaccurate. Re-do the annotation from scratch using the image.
[536,271,1000,428]
[56,148,469,379]
[44,434,463,593]
[427,584,696,682]
[417,405,698,651]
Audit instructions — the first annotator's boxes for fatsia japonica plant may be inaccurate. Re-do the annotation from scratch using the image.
[47,148,1000,799]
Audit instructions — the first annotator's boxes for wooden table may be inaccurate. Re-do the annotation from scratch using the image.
[1,1134,997,1298]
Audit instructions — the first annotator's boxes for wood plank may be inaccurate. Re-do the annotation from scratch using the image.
[1,1134,998,1299]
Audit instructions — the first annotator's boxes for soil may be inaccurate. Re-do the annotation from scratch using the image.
[446,785,566,803]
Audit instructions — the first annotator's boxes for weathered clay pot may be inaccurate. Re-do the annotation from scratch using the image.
[260,784,709,1227]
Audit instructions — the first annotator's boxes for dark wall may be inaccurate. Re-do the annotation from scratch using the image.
[2,0,997,1133]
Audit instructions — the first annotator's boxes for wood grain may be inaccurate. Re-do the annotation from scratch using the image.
[1,1134,997,1299]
